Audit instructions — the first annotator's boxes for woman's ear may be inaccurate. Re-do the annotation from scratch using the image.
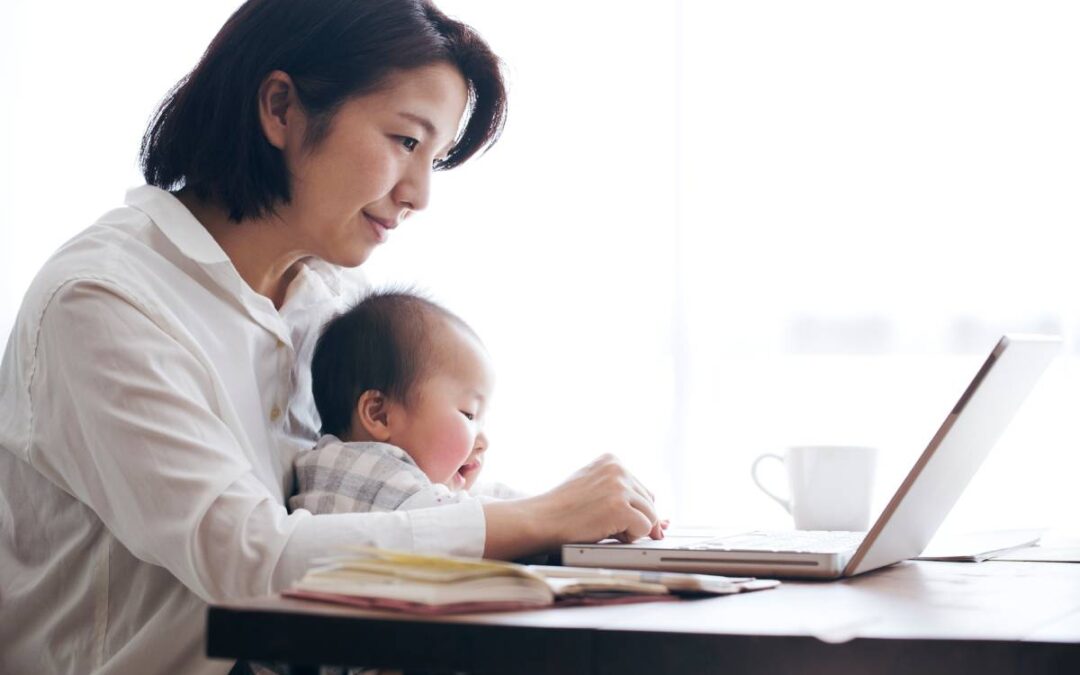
[258,69,299,151]
[355,390,393,442]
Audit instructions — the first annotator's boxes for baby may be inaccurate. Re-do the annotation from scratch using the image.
[289,288,518,515]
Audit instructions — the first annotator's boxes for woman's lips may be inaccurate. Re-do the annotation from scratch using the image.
[363,212,391,243]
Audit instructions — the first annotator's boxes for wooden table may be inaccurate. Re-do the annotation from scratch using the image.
[207,560,1080,674]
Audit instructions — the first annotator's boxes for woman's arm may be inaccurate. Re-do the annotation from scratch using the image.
[23,281,660,598]
[26,281,485,601]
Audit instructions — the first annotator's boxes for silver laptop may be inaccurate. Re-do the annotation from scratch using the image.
[564,334,1061,579]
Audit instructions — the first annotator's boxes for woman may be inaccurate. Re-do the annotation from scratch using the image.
[0,1,662,673]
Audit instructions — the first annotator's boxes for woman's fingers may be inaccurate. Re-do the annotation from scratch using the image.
[625,487,659,534]
[528,453,667,549]
[647,519,668,540]
[631,474,656,504]
[628,476,658,523]
[575,454,663,543]
[611,506,655,544]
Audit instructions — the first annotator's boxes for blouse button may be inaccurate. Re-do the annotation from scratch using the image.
[270,405,283,422]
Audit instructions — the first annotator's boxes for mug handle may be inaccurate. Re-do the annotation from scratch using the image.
[751,453,792,514]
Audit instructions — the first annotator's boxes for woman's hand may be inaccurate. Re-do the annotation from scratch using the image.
[539,453,663,545]
[482,454,664,560]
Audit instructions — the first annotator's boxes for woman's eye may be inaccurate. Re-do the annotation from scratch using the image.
[460,411,475,421]
[398,136,419,152]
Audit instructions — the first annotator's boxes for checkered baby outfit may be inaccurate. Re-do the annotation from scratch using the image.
[288,436,463,514]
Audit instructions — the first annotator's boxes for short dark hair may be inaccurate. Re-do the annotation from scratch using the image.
[140,0,507,222]
[311,288,475,438]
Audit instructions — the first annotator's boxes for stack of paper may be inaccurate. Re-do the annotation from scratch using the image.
[285,547,779,614]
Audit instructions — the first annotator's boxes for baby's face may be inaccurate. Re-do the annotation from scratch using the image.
[386,320,494,491]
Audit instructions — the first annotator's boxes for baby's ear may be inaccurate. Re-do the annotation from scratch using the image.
[355,390,392,442]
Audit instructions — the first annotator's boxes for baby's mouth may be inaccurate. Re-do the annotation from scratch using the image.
[457,461,480,479]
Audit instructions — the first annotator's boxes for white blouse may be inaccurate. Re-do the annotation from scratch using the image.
[0,186,486,674]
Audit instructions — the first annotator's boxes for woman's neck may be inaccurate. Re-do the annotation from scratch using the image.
[176,190,306,309]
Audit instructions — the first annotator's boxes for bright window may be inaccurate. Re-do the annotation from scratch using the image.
[3,1,1077,534]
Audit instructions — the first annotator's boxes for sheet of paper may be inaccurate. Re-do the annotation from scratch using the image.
[915,528,1044,562]
[990,546,1080,563]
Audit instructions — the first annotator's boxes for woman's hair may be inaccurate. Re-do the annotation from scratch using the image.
[312,288,476,438]
[140,0,506,222]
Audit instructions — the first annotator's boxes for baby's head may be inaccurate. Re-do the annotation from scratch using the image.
[311,289,494,491]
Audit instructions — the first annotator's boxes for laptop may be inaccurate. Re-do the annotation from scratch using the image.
[563,334,1061,579]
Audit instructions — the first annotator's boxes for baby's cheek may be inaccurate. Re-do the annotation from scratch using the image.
[433,422,473,470]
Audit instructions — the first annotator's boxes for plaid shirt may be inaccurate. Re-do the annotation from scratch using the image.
[288,436,468,514]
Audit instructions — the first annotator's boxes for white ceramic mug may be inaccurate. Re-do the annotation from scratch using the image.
[751,445,879,531]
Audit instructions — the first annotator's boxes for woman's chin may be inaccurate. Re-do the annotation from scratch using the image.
[324,246,375,268]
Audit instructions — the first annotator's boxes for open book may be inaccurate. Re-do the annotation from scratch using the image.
[284,546,780,615]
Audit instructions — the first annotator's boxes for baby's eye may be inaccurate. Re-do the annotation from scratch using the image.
[398,136,419,152]
[460,411,475,421]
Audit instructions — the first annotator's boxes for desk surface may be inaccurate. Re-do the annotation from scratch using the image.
[207,560,1080,674]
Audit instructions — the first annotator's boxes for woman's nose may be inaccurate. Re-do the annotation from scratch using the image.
[393,162,431,213]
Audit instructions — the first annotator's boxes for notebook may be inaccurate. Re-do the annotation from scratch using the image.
[564,334,1061,579]
[283,546,779,614]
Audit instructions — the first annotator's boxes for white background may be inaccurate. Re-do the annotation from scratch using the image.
[2,1,1078,534]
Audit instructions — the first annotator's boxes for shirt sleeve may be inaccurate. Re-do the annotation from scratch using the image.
[26,280,485,603]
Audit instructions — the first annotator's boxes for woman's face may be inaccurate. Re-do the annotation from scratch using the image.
[275,62,469,267]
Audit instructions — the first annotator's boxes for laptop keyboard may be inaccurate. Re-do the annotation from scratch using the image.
[688,530,865,554]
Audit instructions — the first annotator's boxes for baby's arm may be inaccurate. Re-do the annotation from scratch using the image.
[467,481,529,500]
[397,480,530,508]
[396,483,473,509]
